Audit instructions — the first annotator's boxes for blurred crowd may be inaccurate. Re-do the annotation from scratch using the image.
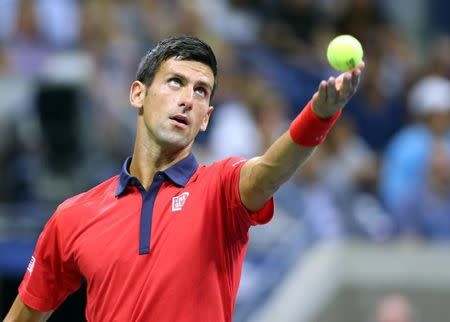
[0,0,449,320]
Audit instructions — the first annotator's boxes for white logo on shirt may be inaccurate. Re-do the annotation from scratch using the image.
[172,192,189,212]
[27,256,36,275]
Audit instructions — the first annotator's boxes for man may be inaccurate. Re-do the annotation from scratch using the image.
[394,140,450,241]
[5,35,363,322]
[375,294,416,322]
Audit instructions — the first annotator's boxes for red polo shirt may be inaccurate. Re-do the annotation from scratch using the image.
[18,154,274,322]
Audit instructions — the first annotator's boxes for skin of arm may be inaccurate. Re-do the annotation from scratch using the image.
[3,296,53,322]
[240,64,364,211]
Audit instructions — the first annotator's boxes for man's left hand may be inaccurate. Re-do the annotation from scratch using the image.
[311,62,365,118]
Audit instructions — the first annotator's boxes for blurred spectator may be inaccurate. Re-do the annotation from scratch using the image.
[394,140,450,241]
[0,46,9,72]
[79,0,143,180]
[380,75,450,213]
[0,71,36,206]
[194,0,262,44]
[207,73,263,160]
[429,0,450,34]
[0,0,18,42]
[208,99,261,160]
[423,34,450,79]
[319,117,394,241]
[1,0,81,76]
[248,77,290,150]
[346,25,411,152]
[381,0,428,47]
[337,0,386,41]
[3,0,50,76]
[373,294,416,322]
[0,114,29,204]
[265,0,319,44]
[277,148,346,242]
[321,117,378,209]
[34,0,80,49]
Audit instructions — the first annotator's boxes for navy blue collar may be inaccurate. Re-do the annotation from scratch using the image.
[115,154,199,197]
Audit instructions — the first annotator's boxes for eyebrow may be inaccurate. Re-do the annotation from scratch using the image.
[170,72,213,93]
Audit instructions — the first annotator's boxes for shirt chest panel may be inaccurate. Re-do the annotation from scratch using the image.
[74,182,223,288]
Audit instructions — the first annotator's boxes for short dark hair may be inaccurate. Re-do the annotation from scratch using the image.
[136,35,218,99]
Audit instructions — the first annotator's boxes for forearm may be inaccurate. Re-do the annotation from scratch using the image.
[240,132,316,210]
[4,296,52,322]
[249,99,341,190]
[256,132,317,186]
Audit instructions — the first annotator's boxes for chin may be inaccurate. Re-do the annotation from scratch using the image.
[153,125,197,148]
[159,133,192,149]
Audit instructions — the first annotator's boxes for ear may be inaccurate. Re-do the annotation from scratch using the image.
[200,106,214,132]
[129,81,147,109]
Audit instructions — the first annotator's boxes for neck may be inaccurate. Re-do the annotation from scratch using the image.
[129,124,192,189]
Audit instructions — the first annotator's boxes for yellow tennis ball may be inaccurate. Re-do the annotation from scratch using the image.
[327,35,363,71]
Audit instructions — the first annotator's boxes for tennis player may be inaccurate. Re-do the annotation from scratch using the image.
[5,35,363,322]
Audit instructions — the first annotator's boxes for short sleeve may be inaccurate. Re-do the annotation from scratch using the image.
[219,157,274,238]
[18,212,82,311]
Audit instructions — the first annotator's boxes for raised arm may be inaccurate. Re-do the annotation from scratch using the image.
[239,64,364,211]
[3,295,53,322]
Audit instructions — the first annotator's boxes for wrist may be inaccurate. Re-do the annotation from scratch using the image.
[311,99,340,118]
[289,100,341,147]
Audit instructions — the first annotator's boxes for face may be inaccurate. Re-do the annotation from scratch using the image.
[130,57,214,150]
[376,297,412,322]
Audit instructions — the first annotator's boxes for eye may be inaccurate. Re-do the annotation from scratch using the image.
[168,78,182,87]
[194,87,207,97]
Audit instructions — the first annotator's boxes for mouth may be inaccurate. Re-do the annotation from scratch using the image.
[169,114,190,128]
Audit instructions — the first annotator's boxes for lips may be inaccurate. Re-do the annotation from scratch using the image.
[169,114,190,126]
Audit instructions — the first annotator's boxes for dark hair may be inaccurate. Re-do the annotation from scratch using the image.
[136,35,218,99]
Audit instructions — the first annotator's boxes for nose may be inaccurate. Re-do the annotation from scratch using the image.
[178,87,193,112]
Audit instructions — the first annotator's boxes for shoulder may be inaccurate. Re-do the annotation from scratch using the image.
[193,157,247,180]
[385,125,432,158]
[389,125,430,147]
[198,157,247,173]
[55,175,119,217]
[189,157,247,187]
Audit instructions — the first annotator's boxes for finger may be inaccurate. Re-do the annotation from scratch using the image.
[340,72,353,99]
[317,80,328,103]
[351,61,364,86]
[326,77,337,104]
[351,68,361,90]
[356,61,365,70]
